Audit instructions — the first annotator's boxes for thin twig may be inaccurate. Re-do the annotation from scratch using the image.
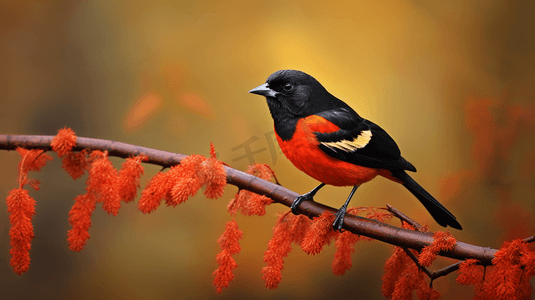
[431,261,462,279]
[0,134,499,264]
[403,247,433,278]
[386,204,425,231]
[403,247,463,280]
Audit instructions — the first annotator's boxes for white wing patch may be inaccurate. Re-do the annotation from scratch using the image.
[321,130,372,152]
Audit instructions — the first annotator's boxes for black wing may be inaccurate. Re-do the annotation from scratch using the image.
[314,108,416,172]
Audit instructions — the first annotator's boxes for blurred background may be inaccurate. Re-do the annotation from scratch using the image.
[1,1,535,299]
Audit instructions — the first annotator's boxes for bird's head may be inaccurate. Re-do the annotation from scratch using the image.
[249,70,333,120]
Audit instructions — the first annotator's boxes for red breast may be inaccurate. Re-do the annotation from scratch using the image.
[276,115,390,186]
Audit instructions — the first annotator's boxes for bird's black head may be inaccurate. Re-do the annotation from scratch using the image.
[249,70,341,122]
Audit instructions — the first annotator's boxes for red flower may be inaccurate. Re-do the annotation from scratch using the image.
[117,155,147,203]
[332,231,360,275]
[203,142,227,199]
[138,171,171,213]
[87,151,121,216]
[289,214,311,246]
[415,280,441,300]
[456,259,483,285]
[50,127,77,157]
[382,246,412,297]
[168,155,205,206]
[332,207,361,275]
[419,231,456,267]
[6,148,52,275]
[51,128,88,179]
[61,150,89,180]
[67,194,97,252]
[228,190,273,216]
[390,255,423,299]
[227,163,275,216]
[301,211,336,255]
[213,219,243,293]
[484,239,533,299]
[261,212,293,289]
[6,189,36,275]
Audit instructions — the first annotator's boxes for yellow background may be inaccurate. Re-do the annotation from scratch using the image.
[1,1,535,299]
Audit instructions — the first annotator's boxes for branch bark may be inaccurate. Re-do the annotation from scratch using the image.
[0,134,498,264]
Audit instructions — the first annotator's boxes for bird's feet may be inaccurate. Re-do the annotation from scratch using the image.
[332,206,347,232]
[291,192,314,215]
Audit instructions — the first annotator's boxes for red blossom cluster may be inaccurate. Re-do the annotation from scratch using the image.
[213,219,243,293]
[212,193,403,294]
[51,127,87,179]
[262,212,301,289]
[66,150,147,251]
[227,164,276,216]
[6,128,228,274]
[269,208,387,279]
[6,147,53,275]
[332,219,361,275]
[259,207,390,290]
[382,223,445,299]
[212,163,276,293]
[5,127,535,299]
[6,148,53,275]
[456,239,535,299]
[137,143,226,213]
[381,223,535,299]
[52,129,149,252]
[419,231,457,267]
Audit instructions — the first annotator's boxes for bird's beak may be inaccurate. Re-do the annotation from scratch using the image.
[248,83,278,98]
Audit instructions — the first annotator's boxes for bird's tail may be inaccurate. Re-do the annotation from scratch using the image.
[392,171,462,230]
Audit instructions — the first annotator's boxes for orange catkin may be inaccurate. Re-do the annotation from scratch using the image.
[213,219,243,293]
[6,189,36,275]
[67,194,97,252]
[117,155,147,203]
[301,211,336,255]
[87,151,121,216]
[138,171,171,214]
[261,213,293,289]
[419,231,456,267]
[50,127,77,157]
[202,143,227,199]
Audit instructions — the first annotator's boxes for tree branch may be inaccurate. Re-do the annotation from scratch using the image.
[402,247,463,280]
[389,204,464,280]
[386,203,425,231]
[0,134,498,264]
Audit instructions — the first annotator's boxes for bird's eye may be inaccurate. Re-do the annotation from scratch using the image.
[283,83,293,91]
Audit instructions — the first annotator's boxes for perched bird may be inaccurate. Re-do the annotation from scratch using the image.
[249,69,462,231]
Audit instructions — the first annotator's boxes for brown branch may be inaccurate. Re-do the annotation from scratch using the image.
[0,134,498,264]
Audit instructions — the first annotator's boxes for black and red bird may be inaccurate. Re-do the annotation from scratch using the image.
[249,69,462,231]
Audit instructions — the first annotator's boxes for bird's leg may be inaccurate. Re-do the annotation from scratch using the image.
[291,183,326,215]
[333,185,360,231]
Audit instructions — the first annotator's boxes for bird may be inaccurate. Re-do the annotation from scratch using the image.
[248,69,462,231]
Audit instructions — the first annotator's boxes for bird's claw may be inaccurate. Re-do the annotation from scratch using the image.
[333,207,347,232]
[291,193,313,215]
